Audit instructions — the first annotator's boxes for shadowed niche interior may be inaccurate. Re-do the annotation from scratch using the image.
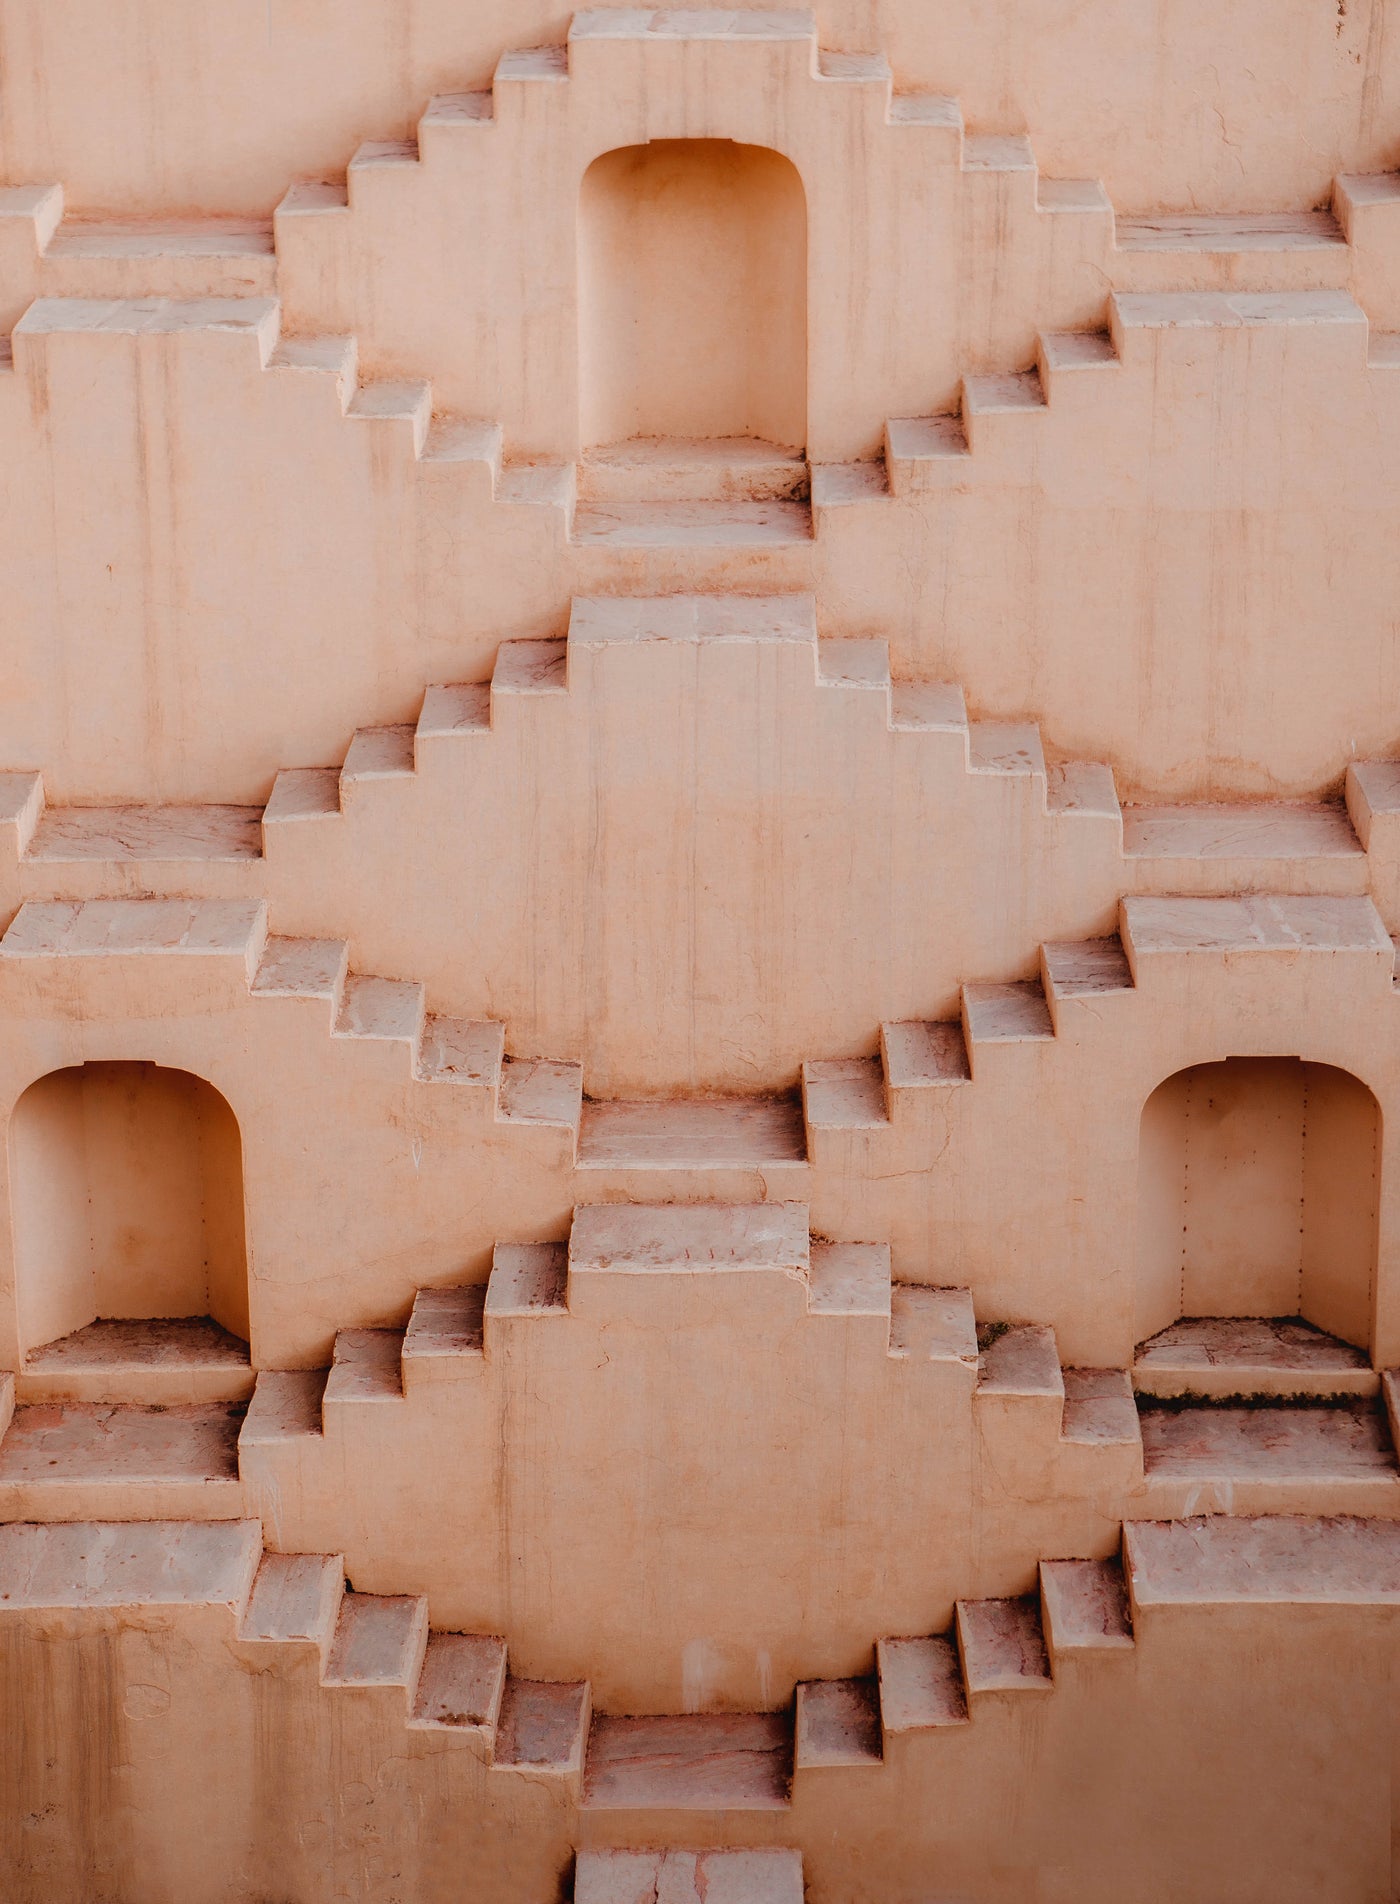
[577,137,807,453]
[10,1060,248,1358]
[1136,1056,1379,1351]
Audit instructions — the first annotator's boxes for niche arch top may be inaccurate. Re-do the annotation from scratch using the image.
[578,138,808,454]
[9,1060,249,1363]
[1135,1056,1380,1354]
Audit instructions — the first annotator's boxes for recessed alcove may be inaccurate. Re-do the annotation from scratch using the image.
[10,1061,249,1360]
[577,137,807,468]
[1135,1057,1379,1352]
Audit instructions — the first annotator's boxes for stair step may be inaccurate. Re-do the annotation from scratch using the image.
[21,1316,252,1405]
[48,216,275,260]
[1039,1558,1134,1652]
[26,804,263,863]
[963,133,1035,172]
[0,1519,262,1608]
[332,973,424,1042]
[575,1849,804,1904]
[876,1633,969,1731]
[803,1058,888,1129]
[583,1713,792,1811]
[1134,1317,1376,1399]
[1046,760,1120,815]
[578,437,809,505]
[494,1676,590,1776]
[794,1676,882,1768]
[577,1095,806,1168]
[497,1056,582,1126]
[967,720,1047,777]
[0,896,263,959]
[571,500,814,547]
[324,1330,404,1403]
[808,1243,891,1319]
[977,1324,1063,1399]
[1125,1513,1400,1605]
[492,639,568,695]
[1042,937,1134,999]
[1112,288,1365,332]
[888,1287,979,1366]
[418,682,492,738]
[415,1015,504,1086]
[888,679,967,731]
[239,1370,327,1444]
[569,592,815,648]
[410,1631,508,1737]
[262,768,342,824]
[402,1287,486,1367]
[1139,1399,1396,1481]
[963,980,1054,1043]
[1122,893,1390,957]
[323,1589,429,1690]
[881,1019,971,1087]
[1116,211,1345,253]
[486,1243,569,1317]
[239,1551,344,1648]
[1122,802,1361,863]
[1061,1368,1140,1444]
[342,724,416,782]
[570,1203,809,1280]
[0,1401,245,1513]
[956,1596,1053,1694]
[963,370,1045,415]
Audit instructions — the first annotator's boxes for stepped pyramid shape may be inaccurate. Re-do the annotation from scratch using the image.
[7,5,1400,1901]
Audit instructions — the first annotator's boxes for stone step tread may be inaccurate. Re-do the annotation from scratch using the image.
[494,1676,590,1774]
[332,972,424,1041]
[578,436,809,504]
[575,1849,804,1904]
[583,1712,792,1811]
[346,379,430,422]
[876,1633,969,1730]
[967,721,1047,776]
[26,804,263,862]
[1135,1316,1376,1398]
[497,1056,583,1126]
[418,682,492,737]
[888,1287,978,1365]
[240,1551,344,1646]
[1115,211,1345,252]
[17,295,279,338]
[578,1095,807,1168]
[1042,936,1135,998]
[1122,802,1361,860]
[1113,288,1364,327]
[247,940,346,1012]
[570,10,812,43]
[1061,1368,1141,1444]
[882,1019,971,1087]
[492,639,569,695]
[1139,1398,1397,1479]
[1040,1557,1135,1651]
[0,897,262,958]
[47,217,275,257]
[1046,759,1120,815]
[262,768,342,824]
[342,724,416,780]
[323,1589,428,1688]
[963,979,1055,1043]
[571,500,814,548]
[24,1317,250,1376]
[410,1631,508,1733]
[569,593,815,647]
[803,1058,888,1129]
[888,679,968,730]
[807,1242,891,1319]
[794,1675,882,1768]
[1126,1513,1400,1604]
[238,1369,328,1444]
[0,1401,244,1484]
[324,1329,404,1403]
[977,1324,1064,1399]
[1123,893,1389,955]
[570,1202,809,1276]
[963,369,1045,415]
[403,1287,486,1360]
[415,1015,505,1086]
[487,1243,569,1318]
[956,1595,1053,1693]
[0,1519,262,1608]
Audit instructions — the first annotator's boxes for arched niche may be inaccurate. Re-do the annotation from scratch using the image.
[10,1061,248,1356]
[577,138,807,452]
[1136,1057,1379,1350]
